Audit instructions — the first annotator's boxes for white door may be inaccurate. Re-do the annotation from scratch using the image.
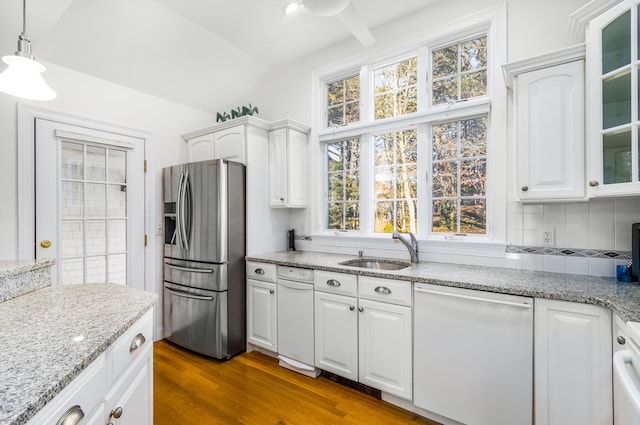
[35,118,145,287]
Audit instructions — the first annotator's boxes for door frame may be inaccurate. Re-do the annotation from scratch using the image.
[17,104,156,293]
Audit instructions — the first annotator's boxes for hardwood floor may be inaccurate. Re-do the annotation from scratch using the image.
[154,340,440,425]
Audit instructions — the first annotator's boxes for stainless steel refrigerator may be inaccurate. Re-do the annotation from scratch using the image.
[162,159,245,360]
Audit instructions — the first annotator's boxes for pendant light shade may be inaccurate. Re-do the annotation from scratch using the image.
[0,0,56,101]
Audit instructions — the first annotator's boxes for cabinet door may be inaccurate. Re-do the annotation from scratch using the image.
[247,278,277,352]
[587,1,640,196]
[358,298,412,400]
[286,129,308,207]
[534,299,612,425]
[214,126,246,164]
[516,60,585,201]
[104,344,153,425]
[186,134,214,162]
[314,291,358,380]
[268,128,287,207]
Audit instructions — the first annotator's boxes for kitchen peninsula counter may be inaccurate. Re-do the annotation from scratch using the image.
[0,283,157,425]
[247,251,640,323]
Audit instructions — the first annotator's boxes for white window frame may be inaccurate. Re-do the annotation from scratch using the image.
[309,4,507,254]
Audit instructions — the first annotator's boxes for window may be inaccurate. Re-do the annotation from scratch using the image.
[432,36,488,105]
[374,57,418,119]
[326,74,360,127]
[327,139,360,230]
[373,129,418,233]
[317,17,501,241]
[431,116,487,234]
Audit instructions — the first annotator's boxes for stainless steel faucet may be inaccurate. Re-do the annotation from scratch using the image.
[392,231,419,263]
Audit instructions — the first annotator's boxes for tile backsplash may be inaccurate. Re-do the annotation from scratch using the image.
[507,197,640,277]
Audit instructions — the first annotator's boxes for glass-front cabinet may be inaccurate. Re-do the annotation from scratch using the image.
[587,0,640,196]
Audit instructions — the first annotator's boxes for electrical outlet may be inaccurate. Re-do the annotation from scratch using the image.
[543,228,555,246]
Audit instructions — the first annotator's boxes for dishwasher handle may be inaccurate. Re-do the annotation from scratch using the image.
[614,350,640,415]
[415,287,532,308]
[278,279,313,290]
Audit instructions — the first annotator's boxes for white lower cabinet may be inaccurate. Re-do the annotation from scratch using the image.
[26,309,154,425]
[358,298,412,399]
[104,342,153,425]
[314,290,358,381]
[313,272,412,400]
[246,261,278,353]
[534,299,612,425]
[247,278,278,352]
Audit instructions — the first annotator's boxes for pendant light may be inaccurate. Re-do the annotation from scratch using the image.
[0,0,56,100]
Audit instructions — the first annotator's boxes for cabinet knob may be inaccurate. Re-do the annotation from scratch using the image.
[358,306,364,312]
[110,407,123,419]
[349,305,355,311]
[269,289,275,294]
[55,405,84,425]
[129,333,146,353]
[280,197,285,201]
[618,335,626,345]
[521,185,528,192]
[589,180,599,187]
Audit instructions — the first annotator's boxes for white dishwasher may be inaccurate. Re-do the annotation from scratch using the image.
[413,282,533,425]
[277,266,320,378]
[614,321,640,424]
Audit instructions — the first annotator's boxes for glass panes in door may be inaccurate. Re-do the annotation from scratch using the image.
[60,141,128,284]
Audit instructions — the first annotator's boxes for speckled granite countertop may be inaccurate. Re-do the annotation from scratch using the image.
[247,251,640,323]
[0,284,157,425]
[0,258,54,303]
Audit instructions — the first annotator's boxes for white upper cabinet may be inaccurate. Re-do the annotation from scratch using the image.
[269,122,309,208]
[184,123,247,164]
[587,0,640,196]
[503,45,586,202]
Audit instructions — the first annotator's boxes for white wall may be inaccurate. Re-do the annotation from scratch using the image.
[249,0,639,277]
[0,61,216,337]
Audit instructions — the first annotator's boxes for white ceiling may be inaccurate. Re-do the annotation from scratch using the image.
[0,0,440,113]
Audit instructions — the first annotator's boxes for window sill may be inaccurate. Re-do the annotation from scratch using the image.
[309,233,507,258]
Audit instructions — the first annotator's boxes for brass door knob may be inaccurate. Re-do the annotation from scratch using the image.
[40,240,52,248]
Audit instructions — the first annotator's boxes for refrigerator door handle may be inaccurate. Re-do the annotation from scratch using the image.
[176,169,185,250]
[166,287,214,301]
[166,264,214,274]
[183,168,192,251]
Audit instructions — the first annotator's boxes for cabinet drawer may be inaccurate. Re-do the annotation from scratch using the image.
[110,309,153,385]
[246,261,277,283]
[314,270,357,296]
[358,276,412,306]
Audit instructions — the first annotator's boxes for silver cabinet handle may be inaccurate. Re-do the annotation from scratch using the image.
[374,286,392,295]
[269,289,275,294]
[358,306,364,312]
[521,185,528,192]
[415,287,532,308]
[589,180,599,187]
[349,305,355,311]
[326,279,341,287]
[618,336,626,345]
[130,333,146,353]
[110,406,123,419]
[56,405,84,425]
[166,264,213,273]
[255,268,265,275]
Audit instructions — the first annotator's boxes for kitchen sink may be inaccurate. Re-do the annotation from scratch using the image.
[339,258,411,270]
